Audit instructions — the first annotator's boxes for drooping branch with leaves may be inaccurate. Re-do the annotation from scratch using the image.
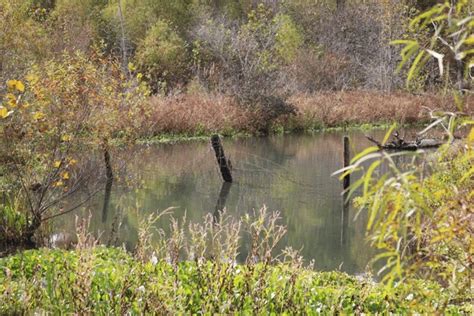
[392,0,473,91]
[336,0,474,303]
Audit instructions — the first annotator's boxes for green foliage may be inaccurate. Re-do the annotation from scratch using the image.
[1,245,470,313]
[274,14,303,63]
[102,0,192,45]
[340,120,473,301]
[0,0,52,83]
[335,1,473,301]
[0,195,28,242]
[392,0,474,89]
[134,20,190,93]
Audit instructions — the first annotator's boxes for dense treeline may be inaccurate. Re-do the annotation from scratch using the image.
[1,0,464,98]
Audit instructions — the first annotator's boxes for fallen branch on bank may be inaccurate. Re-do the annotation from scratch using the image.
[365,131,445,151]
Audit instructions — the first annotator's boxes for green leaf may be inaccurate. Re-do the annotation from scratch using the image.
[363,160,381,198]
[350,146,380,164]
[407,50,426,84]
[382,124,397,145]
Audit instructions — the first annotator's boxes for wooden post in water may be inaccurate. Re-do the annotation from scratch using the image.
[341,135,351,245]
[211,135,233,183]
[343,136,350,190]
[101,139,114,222]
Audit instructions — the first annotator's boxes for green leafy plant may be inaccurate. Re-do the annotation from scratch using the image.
[392,0,473,90]
[335,0,473,303]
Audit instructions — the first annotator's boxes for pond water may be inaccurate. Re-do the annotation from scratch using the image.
[53,130,415,274]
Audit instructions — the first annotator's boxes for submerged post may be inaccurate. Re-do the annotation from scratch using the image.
[343,136,350,190]
[211,135,233,183]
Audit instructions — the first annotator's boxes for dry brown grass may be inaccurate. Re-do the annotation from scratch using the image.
[287,91,474,128]
[131,91,473,137]
[138,92,253,136]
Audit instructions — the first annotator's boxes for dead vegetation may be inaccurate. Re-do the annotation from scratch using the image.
[135,91,473,137]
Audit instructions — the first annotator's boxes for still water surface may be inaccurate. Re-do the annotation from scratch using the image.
[54,130,413,274]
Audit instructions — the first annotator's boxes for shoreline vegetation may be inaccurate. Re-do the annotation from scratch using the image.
[128,91,473,144]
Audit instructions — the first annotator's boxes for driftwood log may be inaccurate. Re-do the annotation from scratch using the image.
[365,131,445,151]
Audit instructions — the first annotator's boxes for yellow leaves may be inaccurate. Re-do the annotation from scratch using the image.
[6,80,25,92]
[128,62,137,72]
[61,172,70,180]
[25,74,39,84]
[0,106,13,119]
[464,35,474,46]
[468,128,474,144]
[54,180,64,187]
[32,111,45,120]
[61,134,72,142]
[0,106,7,118]
[68,158,78,166]
[6,93,17,108]
[54,161,62,168]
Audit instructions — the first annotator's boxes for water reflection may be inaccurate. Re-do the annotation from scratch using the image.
[54,130,421,274]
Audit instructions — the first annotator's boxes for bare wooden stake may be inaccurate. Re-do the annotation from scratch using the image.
[343,136,350,190]
[211,135,233,183]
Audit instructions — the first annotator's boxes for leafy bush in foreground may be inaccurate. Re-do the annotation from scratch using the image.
[0,247,469,314]
[1,206,472,314]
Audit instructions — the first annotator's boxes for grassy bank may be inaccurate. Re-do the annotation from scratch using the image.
[130,91,473,142]
[0,247,469,314]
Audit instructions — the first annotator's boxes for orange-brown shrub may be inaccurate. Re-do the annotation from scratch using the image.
[287,91,473,129]
[127,91,473,137]
[135,92,253,137]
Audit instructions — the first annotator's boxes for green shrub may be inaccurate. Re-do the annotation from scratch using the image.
[134,20,190,93]
[340,122,473,304]
[1,247,470,314]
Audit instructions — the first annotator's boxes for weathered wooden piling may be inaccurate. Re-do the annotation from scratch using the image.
[211,135,233,183]
[343,136,350,190]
